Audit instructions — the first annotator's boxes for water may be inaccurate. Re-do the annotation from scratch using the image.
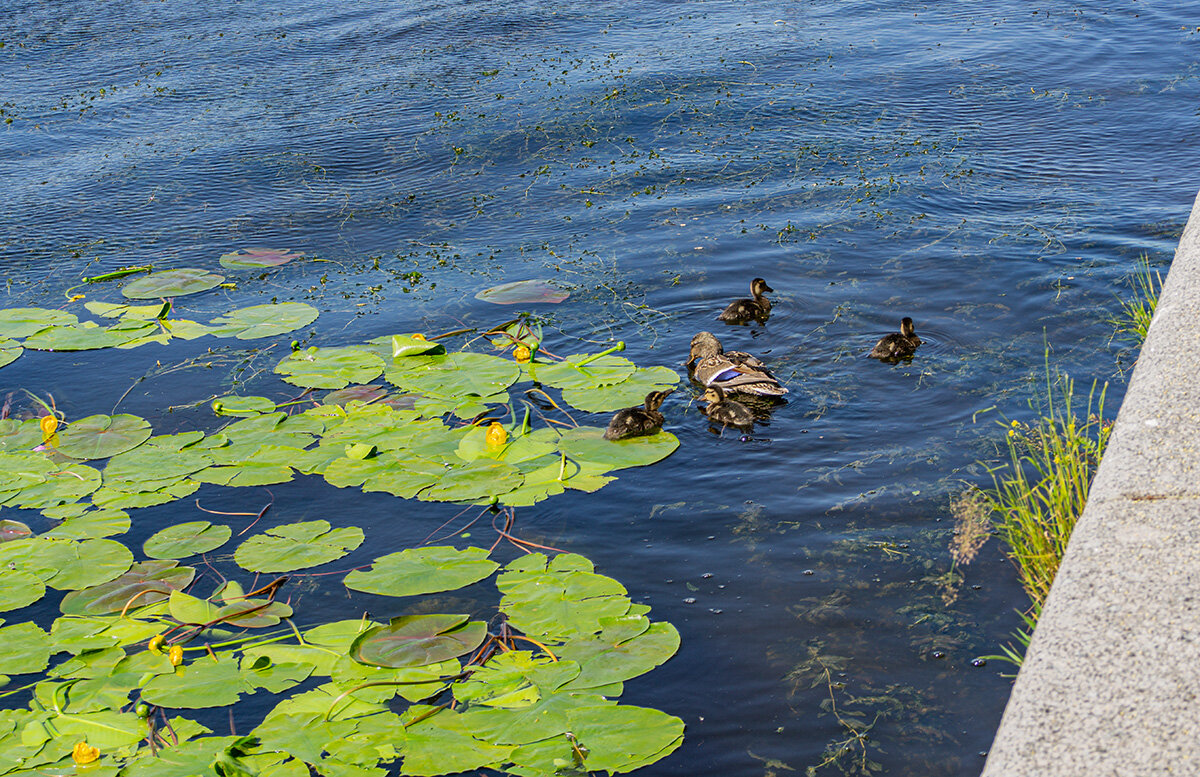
[2,1,1198,774]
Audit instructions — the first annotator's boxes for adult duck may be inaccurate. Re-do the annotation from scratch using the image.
[868,317,922,361]
[603,389,673,440]
[686,331,787,397]
[717,278,773,323]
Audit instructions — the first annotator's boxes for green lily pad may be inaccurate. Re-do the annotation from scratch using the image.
[208,303,319,340]
[475,279,569,305]
[400,706,515,775]
[219,247,303,269]
[569,704,685,773]
[46,538,135,591]
[141,657,247,708]
[41,508,131,539]
[56,414,152,460]
[498,553,631,642]
[84,301,167,319]
[275,346,385,389]
[558,426,679,470]
[122,268,225,299]
[235,520,365,573]
[212,395,277,417]
[60,560,196,615]
[534,353,637,390]
[345,546,499,598]
[350,614,487,668]
[0,569,45,612]
[418,459,523,503]
[561,366,680,412]
[0,307,78,339]
[0,622,51,675]
[383,334,445,358]
[144,521,232,559]
[385,352,520,399]
[0,338,21,369]
[22,322,141,351]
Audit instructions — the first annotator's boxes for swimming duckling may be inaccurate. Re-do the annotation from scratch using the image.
[604,389,674,440]
[686,331,788,397]
[717,278,773,323]
[868,317,922,361]
[702,385,755,430]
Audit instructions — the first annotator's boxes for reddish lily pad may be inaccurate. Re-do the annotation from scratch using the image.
[219,247,303,269]
[324,384,388,405]
[59,560,196,615]
[475,279,569,305]
[122,268,225,300]
[350,613,487,668]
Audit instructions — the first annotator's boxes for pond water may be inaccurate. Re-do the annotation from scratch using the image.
[3,1,1199,774]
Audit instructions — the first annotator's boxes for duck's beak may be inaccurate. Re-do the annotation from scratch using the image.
[761,283,774,293]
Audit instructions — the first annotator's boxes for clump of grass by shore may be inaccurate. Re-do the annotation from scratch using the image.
[985,372,1112,607]
[1112,252,1163,347]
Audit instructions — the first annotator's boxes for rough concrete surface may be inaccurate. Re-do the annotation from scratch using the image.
[982,190,1200,776]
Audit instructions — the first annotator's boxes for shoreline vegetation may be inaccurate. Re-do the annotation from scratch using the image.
[966,253,1162,670]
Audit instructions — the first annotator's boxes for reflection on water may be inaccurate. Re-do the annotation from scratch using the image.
[3,0,1199,774]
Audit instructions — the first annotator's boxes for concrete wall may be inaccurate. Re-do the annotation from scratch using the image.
[982,191,1200,775]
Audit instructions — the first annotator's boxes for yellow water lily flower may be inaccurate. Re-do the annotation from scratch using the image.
[147,635,165,654]
[513,345,531,363]
[168,644,184,666]
[39,415,58,441]
[485,422,507,447]
[72,742,100,765]
[411,333,426,341]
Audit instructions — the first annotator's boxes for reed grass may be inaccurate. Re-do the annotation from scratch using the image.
[985,371,1111,608]
[1111,253,1163,346]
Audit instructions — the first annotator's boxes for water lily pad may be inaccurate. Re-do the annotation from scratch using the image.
[208,303,319,340]
[498,553,631,642]
[84,301,167,319]
[212,395,277,417]
[561,366,680,413]
[401,706,515,774]
[56,414,152,460]
[0,307,78,338]
[60,560,196,615]
[41,508,131,539]
[275,346,384,389]
[46,538,135,591]
[235,520,364,573]
[0,622,51,675]
[0,519,33,542]
[2,462,102,509]
[122,268,225,299]
[350,614,487,668]
[418,459,523,503]
[0,569,45,612]
[0,338,21,369]
[558,426,679,470]
[219,247,303,269]
[475,279,569,305]
[345,546,499,598]
[386,352,520,399]
[144,521,232,559]
[381,333,445,358]
[569,704,684,773]
[534,354,637,390]
[323,384,388,405]
[23,323,141,351]
[141,657,247,708]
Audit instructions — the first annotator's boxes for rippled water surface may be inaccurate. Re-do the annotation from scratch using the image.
[3,1,1199,774]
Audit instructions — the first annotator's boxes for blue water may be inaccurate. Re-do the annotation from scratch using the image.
[3,1,1199,774]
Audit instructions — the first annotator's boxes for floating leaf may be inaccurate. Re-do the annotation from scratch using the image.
[558,426,679,470]
[561,366,680,412]
[208,303,319,340]
[56,414,152,460]
[46,538,135,591]
[141,657,247,708]
[0,621,51,675]
[350,614,486,668]
[534,354,637,390]
[41,508,131,539]
[0,518,33,542]
[122,268,225,299]
[323,384,388,405]
[400,706,515,775]
[60,560,196,615]
[235,520,364,573]
[23,322,142,351]
[558,618,681,690]
[0,307,78,338]
[2,463,101,510]
[498,553,631,642]
[0,569,45,612]
[345,546,499,598]
[0,338,21,369]
[418,459,523,503]
[385,352,520,400]
[475,279,569,305]
[144,521,232,559]
[384,334,445,358]
[569,704,685,773]
[275,346,384,389]
[84,301,166,319]
[219,247,303,269]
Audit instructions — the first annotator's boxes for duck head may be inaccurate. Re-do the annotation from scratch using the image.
[751,278,773,297]
[900,317,916,337]
[644,388,674,412]
[702,385,726,405]
[687,331,723,367]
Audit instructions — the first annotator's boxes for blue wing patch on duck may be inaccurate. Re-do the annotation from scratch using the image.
[686,331,787,397]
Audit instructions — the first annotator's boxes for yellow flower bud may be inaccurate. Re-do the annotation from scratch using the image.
[72,742,100,765]
[485,422,507,447]
[168,645,184,666]
[411,333,426,341]
[39,415,58,440]
[513,345,531,363]
[147,635,165,654]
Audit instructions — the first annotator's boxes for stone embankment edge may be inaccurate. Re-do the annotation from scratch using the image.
[981,190,1200,776]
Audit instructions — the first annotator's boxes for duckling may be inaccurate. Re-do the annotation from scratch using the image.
[717,278,773,323]
[868,317,922,361]
[604,389,674,440]
[686,331,788,397]
[702,385,755,429]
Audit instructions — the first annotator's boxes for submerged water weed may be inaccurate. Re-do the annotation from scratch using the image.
[1110,253,1164,347]
[984,372,1111,608]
